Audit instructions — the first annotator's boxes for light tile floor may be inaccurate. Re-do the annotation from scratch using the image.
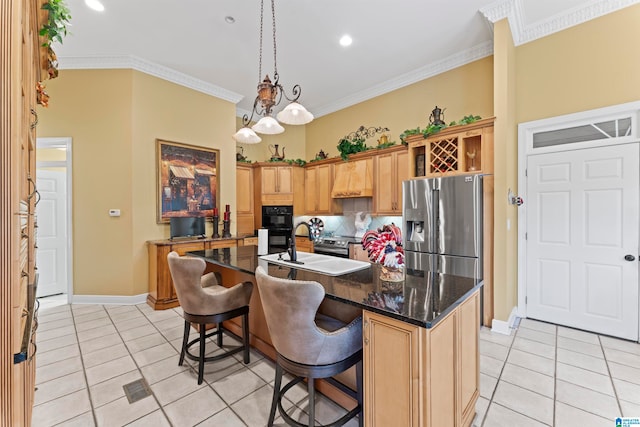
[33,297,640,427]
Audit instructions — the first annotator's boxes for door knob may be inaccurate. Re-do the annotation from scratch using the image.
[624,254,636,261]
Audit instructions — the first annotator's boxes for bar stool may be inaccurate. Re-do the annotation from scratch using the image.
[255,266,363,427]
[167,251,253,384]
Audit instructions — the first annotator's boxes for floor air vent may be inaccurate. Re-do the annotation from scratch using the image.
[123,378,152,404]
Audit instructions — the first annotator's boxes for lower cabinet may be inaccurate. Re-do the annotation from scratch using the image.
[363,290,480,427]
[295,236,314,253]
[147,238,237,309]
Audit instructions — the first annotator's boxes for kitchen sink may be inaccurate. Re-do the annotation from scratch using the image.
[259,252,370,276]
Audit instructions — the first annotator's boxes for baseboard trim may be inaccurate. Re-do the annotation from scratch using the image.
[72,293,149,306]
[491,306,518,335]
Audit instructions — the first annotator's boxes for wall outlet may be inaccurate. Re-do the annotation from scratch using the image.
[109,209,121,217]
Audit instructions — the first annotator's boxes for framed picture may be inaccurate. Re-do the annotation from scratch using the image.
[156,139,219,223]
[415,154,426,177]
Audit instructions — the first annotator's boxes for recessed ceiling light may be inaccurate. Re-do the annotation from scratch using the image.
[85,0,104,12]
[339,35,353,47]
[225,16,236,24]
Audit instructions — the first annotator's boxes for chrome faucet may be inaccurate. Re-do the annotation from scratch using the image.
[288,221,312,262]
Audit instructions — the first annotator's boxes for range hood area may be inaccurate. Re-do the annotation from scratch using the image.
[331,158,373,198]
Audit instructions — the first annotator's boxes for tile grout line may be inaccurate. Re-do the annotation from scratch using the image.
[599,334,625,418]
[107,304,177,426]
[128,304,240,426]
[70,304,102,427]
[479,326,516,427]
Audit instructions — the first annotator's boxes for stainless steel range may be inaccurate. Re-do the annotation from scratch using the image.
[313,236,360,258]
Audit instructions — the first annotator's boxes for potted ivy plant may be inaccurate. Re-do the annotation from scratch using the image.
[40,0,71,80]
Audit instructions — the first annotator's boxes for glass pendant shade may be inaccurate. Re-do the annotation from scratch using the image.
[276,102,314,125]
[232,127,262,144]
[252,115,285,135]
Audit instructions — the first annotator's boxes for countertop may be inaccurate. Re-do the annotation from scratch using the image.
[188,246,482,329]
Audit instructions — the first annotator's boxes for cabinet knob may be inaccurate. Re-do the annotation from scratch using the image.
[364,337,369,345]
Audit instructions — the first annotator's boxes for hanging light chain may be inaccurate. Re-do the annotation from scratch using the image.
[258,0,265,84]
[271,0,278,77]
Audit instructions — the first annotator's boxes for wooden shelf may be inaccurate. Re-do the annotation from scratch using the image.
[407,117,495,178]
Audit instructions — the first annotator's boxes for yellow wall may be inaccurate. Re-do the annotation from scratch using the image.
[37,69,237,296]
[516,4,640,123]
[236,117,306,163]
[492,19,519,322]
[486,4,640,322]
[130,72,237,294]
[37,69,135,296]
[305,57,494,160]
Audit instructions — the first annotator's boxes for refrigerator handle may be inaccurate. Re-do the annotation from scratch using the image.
[433,188,440,250]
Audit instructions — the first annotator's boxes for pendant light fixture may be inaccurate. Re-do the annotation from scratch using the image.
[232,0,313,144]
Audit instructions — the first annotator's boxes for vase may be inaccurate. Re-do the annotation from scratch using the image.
[380,265,404,282]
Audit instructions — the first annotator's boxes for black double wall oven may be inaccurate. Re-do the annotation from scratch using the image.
[262,206,293,253]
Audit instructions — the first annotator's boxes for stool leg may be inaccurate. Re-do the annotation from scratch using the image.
[268,363,283,427]
[356,360,363,427]
[308,378,315,427]
[198,324,206,385]
[242,311,250,364]
[217,323,223,347]
[179,320,190,366]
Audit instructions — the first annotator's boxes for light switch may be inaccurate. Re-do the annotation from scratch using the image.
[109,209,121,217]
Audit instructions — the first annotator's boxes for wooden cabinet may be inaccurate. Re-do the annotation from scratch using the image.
[408,118,495,326]
[147,238,237,309]
[239,236,258,246]
[331,158,373,198]
[350,244,370,262]
[373,146,408,214]
[236,163,255,235]
[407,118,494,178]
[1,1,47,425]
[305,163,342,215]
[253,163,305,223]
[295,236,314,253]
[363,290,480,427]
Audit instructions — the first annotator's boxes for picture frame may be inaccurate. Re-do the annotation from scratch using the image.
[156,139,219,223]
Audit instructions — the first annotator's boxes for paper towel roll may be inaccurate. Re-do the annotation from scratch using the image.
[258,228,269,255]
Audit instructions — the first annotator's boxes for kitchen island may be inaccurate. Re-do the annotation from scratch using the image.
[189,246,482,427]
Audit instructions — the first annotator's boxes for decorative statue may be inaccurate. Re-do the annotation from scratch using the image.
[354,211,372,239]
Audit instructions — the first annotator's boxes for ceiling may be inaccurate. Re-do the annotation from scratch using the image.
[55,0,635,118]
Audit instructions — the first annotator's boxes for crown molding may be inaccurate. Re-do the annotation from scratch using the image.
[311,40,494,118]
[58,54,244,104]
[481,0,640,46]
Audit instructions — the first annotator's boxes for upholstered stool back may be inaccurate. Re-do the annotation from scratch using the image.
[167,251,253,384]
[255,265,363,427]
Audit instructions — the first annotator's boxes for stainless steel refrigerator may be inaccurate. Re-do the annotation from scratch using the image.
[402,175,483,279]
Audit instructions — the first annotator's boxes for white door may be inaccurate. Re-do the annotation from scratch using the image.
[526,143,639,340]
[36,170,68,297]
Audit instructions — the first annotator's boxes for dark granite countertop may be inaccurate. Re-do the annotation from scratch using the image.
[188,246,482,329]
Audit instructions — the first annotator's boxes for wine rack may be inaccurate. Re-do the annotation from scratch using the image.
[429,137,459,174]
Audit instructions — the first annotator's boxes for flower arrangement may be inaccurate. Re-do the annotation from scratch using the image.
[362,223,404,270]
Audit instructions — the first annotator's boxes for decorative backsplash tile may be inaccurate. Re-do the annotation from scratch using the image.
[295,199,402,240]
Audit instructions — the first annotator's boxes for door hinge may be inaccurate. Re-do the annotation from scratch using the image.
[525,232,527,240]
[525,296,527,304]
[525,169,528,177]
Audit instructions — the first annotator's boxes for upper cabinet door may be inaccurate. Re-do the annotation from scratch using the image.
[277,167,293,194]
[261,167,279,194]
[236,166,253,214]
